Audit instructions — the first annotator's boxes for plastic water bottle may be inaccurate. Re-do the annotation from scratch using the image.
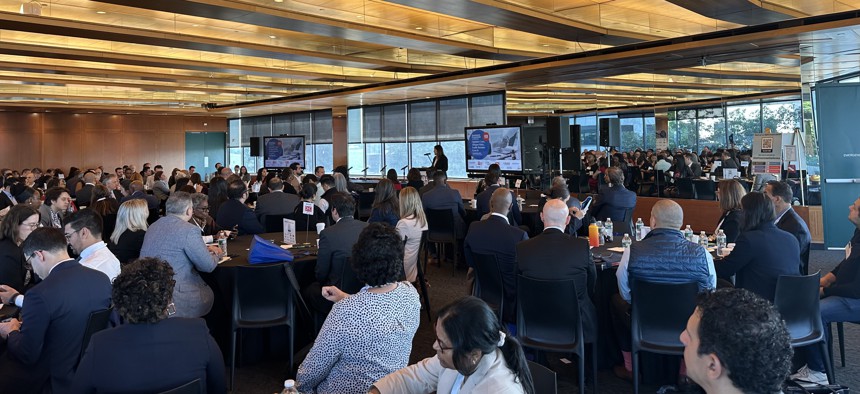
[716,229,727,256]
[622,233,632,249]
[281,379,298,394]
[684,225,693,242]
[699,231,708,249]
[604,219,614,242]
[596,221,605,246]
[635,218,644,241]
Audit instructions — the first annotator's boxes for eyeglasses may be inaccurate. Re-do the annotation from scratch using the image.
[20,222,40,229]
[64,228,82,240]
[435,336,453,352]
[25,251,39,264]
[197,206,210,212]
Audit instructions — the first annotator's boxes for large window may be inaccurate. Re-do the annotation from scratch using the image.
[573,115,598,152]
[347,92,504,179]
[619,116,644,151]
[727,104,761,150]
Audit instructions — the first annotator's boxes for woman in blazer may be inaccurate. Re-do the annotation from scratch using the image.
[716,179,746,243]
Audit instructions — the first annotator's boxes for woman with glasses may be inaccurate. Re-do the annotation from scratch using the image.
[108,199,149,265]
[0,205,40,291]
[38,187,71,229]
[71,257,227,393]
[189,193,228,244]
[371,296,534,393]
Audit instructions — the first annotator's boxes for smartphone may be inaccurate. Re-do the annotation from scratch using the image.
[581,196,593,211]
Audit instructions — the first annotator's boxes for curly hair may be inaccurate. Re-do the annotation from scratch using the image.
[112,257,176,324]
[350,223,404,286]
[696,288,792,393]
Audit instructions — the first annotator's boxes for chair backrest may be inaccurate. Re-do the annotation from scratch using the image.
[774,272,822,340]
[525,189,542,200]
[692,180,716,200]
[147,208,160,225]
[425,208,457,242]
[469,252,505,320]
[527,360,558,394]
[517,275,583,348]
[101,213,118,243]
[158,378,202,394]
[232,264,294,325]
[264,213,293,233]
[77,308,113,368]
[675,178,696,199]
[631,279,698,350]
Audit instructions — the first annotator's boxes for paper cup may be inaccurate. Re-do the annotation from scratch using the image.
[691,235,700,244]
[316,222,325,234]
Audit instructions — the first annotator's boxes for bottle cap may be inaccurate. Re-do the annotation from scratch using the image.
[284,379,296,388]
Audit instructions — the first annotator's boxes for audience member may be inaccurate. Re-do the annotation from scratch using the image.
[292,183,326,230]
[71,258,227,393]
[465,188,528,323]
[151,171,170,201]
[254,177,300,229]
[287,163,304,192]
[39,186,71,229]
[102,173,123,200]
[318,175,336,214]
[207,177,229,219]
[0,205,39,291]
[140,192,224,318]
[681,288,792,394]
[421,170,467,241]
[189,193,227,243]
[475,164,522,226]
[539,184,585,235]
[371,296,533,394]
[75,171,98,208]
[685,153,702,178]
[121,181,159,210]
[396,187,429,283]
[590,167,636,222]
[64,209,121,282]
[1,177,18,210]
[405,168,424,190]
[0,228,111,392]
[14,186,40,210]
[418,168,437,196]
[716,192,800,301]
[716,180,745,243]
[766,180,812,275]
[296,223,420,393]
[215,180,264,236]
[369,179,400,227]
[314,166,325,179]
[386,168,402,191]
[108,199,149,265]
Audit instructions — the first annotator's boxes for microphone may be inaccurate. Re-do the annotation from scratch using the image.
[347,167,353,171]
[379,165,387,173]
[400,165,409,171]
[361,167,369,172]
[423,152,432,156]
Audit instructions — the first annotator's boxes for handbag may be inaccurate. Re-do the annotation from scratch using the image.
[784,379,850,394]
[247,235,294,264]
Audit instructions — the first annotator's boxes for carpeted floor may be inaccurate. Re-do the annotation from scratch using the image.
[231,248,859,393]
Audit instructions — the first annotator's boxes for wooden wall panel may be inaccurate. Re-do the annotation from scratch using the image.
[42,113,82,134]
[0,132,42,169]
[43,132,84,170]
[82,132,123,170]
[156,132,186,171]
[807,206,824,243]
[332,115,347,167]
[0,112,42,133]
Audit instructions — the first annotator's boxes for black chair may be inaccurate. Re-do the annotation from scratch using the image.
[100,213,117,244]
[692,179,717,200]
[527,360,558,394]
[774,273,834,384]
[675,178,696,199]
[147,208,160,225]
[157,378,202,394]
[264,213,293,233]
[738,179,752,193]
[425,208,460,275]
[231,264,295,392]
[469,252,505,323]
[76,308,113,369]
[517,275,595,394]
[357,191,375,220]
[832,321,860,368]
[336,253,364,295]
[410,232,432,321]
[630,279,699,394]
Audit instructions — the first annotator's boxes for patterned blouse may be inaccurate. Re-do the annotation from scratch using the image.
[296,282,421,394]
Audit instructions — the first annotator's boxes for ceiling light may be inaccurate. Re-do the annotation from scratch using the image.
[274,0,284,2]
[415,27,423,30]
[96,11,106,14]
[269,35,277,39]
[192,24,200,27]
[541,44,550,47]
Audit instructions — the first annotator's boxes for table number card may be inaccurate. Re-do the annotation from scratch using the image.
[302,201,314,215]
[722,168,739,179]
[283,218,296,245]
[514,179,522,188]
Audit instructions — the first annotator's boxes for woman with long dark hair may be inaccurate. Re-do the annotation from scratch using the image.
[386,169,402,191]
[207,177,228,220]
[372,296,534,393]
[716,179,745,243]
[432,144,448,172]
[0,205,39,291]
[405,168,424,190]
[369,179,399,226]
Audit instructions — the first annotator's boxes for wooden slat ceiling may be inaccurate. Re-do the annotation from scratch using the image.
[0,0,857,116]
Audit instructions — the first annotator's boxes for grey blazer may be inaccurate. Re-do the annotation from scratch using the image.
[140,215,217,318]
[255,190,300,226]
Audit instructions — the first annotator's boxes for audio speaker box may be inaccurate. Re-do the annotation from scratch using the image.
[249,137,261,157]
[599,118,620,147]
[562,124,582,171]
[546,116,571,148]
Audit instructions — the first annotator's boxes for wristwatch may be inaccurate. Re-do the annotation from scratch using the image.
[9,293,20,306]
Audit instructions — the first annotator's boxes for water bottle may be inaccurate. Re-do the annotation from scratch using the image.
[622,233,632,249]
[635,218,644,241]
[595,221,605,246]
[604,219,614,242]
[699,231,708,249]
[684,225,693,242]
[281,379,298,394]
[716,229,727,256]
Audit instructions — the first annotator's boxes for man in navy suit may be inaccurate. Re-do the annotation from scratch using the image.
[766,180,812,275]
[475,164,522,226]
[121,180,159,210]
[216,180,264,236]
[254,177,300,229]
[465,188,528,323]
[0,228,112,392]
[421,170,466,238]
[591,167,636,222]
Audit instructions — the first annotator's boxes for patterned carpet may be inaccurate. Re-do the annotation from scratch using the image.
[230,248,859,393]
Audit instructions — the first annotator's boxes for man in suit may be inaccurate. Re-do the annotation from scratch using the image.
[75,171,98,208]
[591,167,636,222]
[0,176,17,210]
[255,177,300,229]
[216,180,265,236]
[102,173,124,200]
[417,168,436,196]
[685,154,702,178]
[517,199,596,343]
[121,181,159,210]
[0,228,112,392]
[475,164,522,226]
[465,188,528,324]
[421,170,466,239]
[64,209,121,282]
[765,180,811,274]
[303,192,368,314]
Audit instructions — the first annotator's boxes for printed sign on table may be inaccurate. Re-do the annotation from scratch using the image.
[283,218,296,245]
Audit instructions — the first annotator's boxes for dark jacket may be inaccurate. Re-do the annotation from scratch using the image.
[715,222,800,301]
[776,207,812,275]
[71,318,226,394]
[717,209,743,244]
[368,207,399,227]
[475,185,522,227]
[517,228,596,342]
[628,229,711,292]
[75,184,96,208]
[121,191,159,210]
[422,184,466,238]
[465,215,529,323]
[215,199,264,236]
[0,238,27,292]
[823,228,860,298]
[315,217,368,286]
[108,229,146,265]
[432,154,448,172]
[255,190,300,227]
[591,184,636,222]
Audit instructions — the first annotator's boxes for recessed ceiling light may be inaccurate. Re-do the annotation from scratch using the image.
[192,24,200,27]
[415,27,423,30]
[541,44,550,47]
[274,0,284,2]
[269,35,277,39]
[96,10,106,14]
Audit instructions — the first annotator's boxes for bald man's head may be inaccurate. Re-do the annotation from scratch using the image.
[541,199,570,229]
[651,199,684,229]
[489,187,513,215]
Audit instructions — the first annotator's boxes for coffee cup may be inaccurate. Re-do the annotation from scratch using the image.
[710,175,716,181]
[316,222,325,234]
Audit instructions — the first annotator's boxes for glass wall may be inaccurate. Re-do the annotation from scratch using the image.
[347,92,505,179]
[571,112,655,152]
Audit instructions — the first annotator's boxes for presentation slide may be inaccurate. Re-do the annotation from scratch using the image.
[465,125,523,172]
[263,136,305,168]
